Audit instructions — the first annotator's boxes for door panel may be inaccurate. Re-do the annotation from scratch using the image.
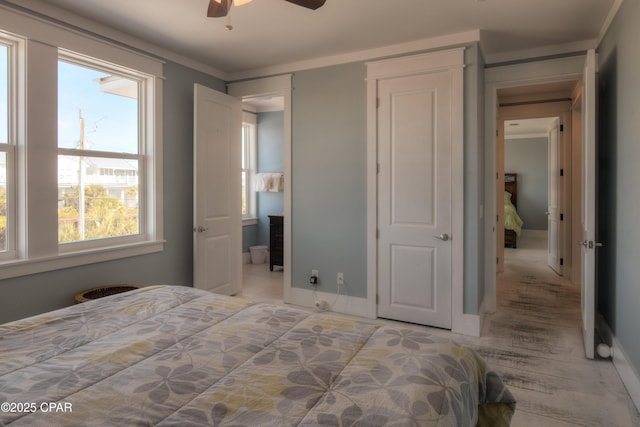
[377,72,452,329]
[548,118,562,273]
[581,50,597,359]
[194,84,242,295]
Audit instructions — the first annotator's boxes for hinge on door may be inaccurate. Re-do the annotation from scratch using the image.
[560,169,564,177]
[376,97,380,108]
[560,213,564,221]
[560,258,564,266]
[377,163,380,174]
[376,229,380,239]
[560,124,564,132]
[376,294,379,304]
[497,257,499,265]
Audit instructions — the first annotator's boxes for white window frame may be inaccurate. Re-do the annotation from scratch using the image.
[242,111,257,225]
[57,51,148,252]
[0,13,164,280]
[0,35,17,262]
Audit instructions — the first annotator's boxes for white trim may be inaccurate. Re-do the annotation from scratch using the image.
[483,40,596,66]
[0,240,164,280]
[366,48,469,334]
[288,286,371,319]
[597,0,624,46]
[0,3,163,77]
[230,31,479,81]
[597,314,640,413]
[483,56,584,314]
[228,75,292,303]
[612,336,640,413]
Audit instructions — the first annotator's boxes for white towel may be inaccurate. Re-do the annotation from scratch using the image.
[269,173,284,192]
[255,173,272,192]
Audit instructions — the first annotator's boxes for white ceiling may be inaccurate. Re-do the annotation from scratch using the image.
[8,0,618,80]
[504,117,557,139]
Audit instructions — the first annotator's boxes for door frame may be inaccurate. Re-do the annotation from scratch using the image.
[227,75,293,301]
[366,48,468,334]
[484,55,585,314]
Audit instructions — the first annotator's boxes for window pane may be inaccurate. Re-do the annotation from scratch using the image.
[0,45,7,145]
[58,61,139,154]
[58,155,139,243]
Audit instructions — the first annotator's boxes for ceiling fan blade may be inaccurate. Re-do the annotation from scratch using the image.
[284,0,327,10]
[207,0,232,17]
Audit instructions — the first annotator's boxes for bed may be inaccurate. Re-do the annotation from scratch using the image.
[0,285,515,426]
[504,173,524,248]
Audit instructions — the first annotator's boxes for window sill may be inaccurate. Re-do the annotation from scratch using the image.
[0,240,165,281]
[242,218,258,226]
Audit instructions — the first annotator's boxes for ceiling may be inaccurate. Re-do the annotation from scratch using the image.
[504,118,557,139]
[7,0,618,80]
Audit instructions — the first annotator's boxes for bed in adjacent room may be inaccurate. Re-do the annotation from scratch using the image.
[504,173,524,248]
[0,285,515,426]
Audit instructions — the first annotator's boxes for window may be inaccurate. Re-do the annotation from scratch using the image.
[0,19,163,279]
[241,112,257,223]
[0,41,14,260]
[57,58,142,246]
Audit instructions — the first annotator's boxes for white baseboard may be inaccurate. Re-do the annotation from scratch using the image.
[612,335,640,413]
[453,313,481,336]
[286,287,371,319]
[597,315,640,412]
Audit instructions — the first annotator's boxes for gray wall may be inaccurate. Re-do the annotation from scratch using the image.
[597,0,640,385]
[0,61,225,324]
[290,44,485,314]
[505,137,549,230]
[464,44,485,314]
[292,63,367,297]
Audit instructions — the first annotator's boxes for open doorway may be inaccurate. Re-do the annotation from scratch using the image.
[240,96,286,304]
[503,117,557,270]
[495,81,581,285]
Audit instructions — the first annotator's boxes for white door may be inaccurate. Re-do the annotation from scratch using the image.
[377,71,452,329]
[193,84,242,295]
[580,50,597,359]
[547,118,562,273]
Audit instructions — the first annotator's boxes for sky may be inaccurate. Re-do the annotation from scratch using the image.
[1,50,138,153]
[58,61,138,154]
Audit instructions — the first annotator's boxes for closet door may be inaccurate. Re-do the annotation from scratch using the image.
[376,70,453,329]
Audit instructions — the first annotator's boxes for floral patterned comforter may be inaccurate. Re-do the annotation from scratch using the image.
[0,286,515,426]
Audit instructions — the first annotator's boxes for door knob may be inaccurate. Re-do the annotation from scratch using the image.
[194,226,208,233]
[579,240,604,249]
[433,233,450,241]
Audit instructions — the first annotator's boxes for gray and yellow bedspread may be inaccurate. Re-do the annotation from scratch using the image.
[0,285,515,426]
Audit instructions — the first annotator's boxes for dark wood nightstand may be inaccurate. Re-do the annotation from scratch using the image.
[268,214,283,271]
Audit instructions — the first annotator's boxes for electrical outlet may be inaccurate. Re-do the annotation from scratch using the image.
[337,272,344,285]
[310,269,319,286]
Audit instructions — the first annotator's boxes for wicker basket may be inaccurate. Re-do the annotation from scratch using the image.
[75,284,143,304]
